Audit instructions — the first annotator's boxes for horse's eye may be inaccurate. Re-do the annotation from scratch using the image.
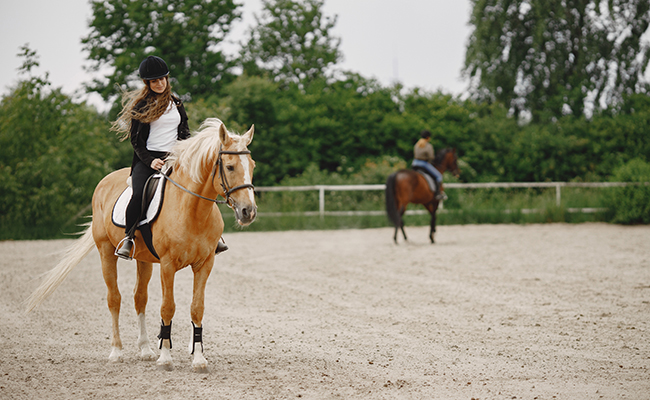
[227,165,235,172]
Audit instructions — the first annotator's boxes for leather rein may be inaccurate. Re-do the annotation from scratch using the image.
[162,145,254,206]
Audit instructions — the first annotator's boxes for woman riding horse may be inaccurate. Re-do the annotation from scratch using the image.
[112,55,227,259]
[411,130,447,201]
[386,147,460,244]
[27,118,257,372]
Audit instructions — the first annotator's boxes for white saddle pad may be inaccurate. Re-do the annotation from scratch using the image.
[112,174,165,228]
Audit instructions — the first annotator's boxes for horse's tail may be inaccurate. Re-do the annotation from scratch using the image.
[385,172,401,227]
[25,223,95,313]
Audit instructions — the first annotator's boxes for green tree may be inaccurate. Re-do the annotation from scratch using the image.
[464,0,650,122]
[83,0,242,101]
[240,0,342,87]
[222,74,280,131]
[0,45,118,239]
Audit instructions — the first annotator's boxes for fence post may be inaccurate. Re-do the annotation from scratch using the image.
[556,184,561,207]
[319,186,325,220]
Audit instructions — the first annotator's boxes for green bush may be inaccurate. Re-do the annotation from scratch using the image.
[605,158,650,224]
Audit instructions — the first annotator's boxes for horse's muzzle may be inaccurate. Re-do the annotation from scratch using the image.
[234,204,257,226]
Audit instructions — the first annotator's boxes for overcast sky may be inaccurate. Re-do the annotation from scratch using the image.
[0,0,473,109]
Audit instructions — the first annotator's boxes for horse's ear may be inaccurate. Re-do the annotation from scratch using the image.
[243,124,254,146]
[219,123,230,146]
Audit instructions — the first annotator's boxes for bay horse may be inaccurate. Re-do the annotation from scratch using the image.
[385,148,459,244]
[26,119,256,372]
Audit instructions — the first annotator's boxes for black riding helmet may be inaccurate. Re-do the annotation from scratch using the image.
[139,56,169,80]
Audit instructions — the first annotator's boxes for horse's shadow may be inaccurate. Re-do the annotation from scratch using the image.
[393,239,457,247]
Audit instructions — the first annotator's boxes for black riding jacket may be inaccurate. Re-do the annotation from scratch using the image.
[129,95,190,172]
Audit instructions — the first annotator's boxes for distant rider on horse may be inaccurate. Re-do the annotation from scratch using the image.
[411,130,447,201]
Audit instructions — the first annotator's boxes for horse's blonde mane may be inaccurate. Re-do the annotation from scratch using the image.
[167,118,247,183]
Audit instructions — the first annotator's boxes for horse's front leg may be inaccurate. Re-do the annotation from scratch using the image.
[188,256,215,373]
[427,203,438,244]
[157,262,176,370]
[134,260,156,361]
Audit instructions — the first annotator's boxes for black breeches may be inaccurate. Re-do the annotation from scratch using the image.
[125,161,157,236]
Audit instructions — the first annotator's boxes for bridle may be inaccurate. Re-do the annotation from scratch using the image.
[215,146,255,205]
[162,145,254,206]
[435,149,461,178]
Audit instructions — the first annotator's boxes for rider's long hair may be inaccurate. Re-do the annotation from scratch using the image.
[111,77,173,141]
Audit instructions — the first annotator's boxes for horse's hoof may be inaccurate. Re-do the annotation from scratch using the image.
[108,347,123,363]
[156,351,174,371]
[192,363,209,374]
[192,352,209,373]
[140,348,157,361]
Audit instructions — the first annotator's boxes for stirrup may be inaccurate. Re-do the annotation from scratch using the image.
[115,237,135,260]
[435,191,448,201]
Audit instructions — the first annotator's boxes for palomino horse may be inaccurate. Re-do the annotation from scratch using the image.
[385,148,459,244]
[27,119,256,372]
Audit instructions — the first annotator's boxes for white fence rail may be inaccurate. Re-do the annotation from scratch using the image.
[253,182,646,218]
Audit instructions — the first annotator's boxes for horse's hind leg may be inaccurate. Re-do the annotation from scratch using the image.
[393,217,401,244]
[400,221,408,242]
[392,210,402,244]
[98,245,123,363]
[393,218,408,244]
[395,206,408,243]
[134,261,156,361]
[188,257,215,373]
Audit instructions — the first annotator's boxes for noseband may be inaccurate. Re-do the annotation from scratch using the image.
[163,145,254,206]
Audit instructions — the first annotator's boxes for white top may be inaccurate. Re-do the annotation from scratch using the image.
[147,101,181,152]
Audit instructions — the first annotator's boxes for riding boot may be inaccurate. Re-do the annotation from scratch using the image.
[435,185,448,201]
[116,224,136,260]
[215,238,229,255]
[115,235,135,260]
